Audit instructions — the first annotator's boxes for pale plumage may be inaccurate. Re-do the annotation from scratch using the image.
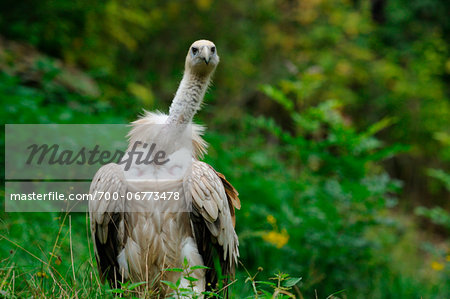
[89,40,240,297]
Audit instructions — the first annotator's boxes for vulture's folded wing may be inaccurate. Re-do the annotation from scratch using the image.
[187,160,240,289]
[89,163,128,286]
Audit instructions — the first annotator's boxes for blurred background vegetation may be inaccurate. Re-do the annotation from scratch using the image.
[0,0,449,297]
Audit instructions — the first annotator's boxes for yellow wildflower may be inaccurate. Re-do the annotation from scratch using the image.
[195,0,212,10]
[37,272,48,278]
[267,215,276,225]
[431,261,444,271]
[446,255,450,262]
[55,256,62,265]
[262,228,289,249]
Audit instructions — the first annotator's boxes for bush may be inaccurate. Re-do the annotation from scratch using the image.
[204,85,409,296]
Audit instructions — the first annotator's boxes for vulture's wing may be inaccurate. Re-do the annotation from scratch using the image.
[89,163,128,287]
[187,160,241,290]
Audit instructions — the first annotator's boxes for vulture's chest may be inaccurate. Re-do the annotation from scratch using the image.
[120,211,202,287]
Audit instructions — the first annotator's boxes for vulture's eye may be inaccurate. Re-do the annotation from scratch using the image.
[211,47,216,54]
[192,47,198,55]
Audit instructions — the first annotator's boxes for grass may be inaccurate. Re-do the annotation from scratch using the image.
[1,210,448,298]
[0,211,304,298]
[0,213,107,298]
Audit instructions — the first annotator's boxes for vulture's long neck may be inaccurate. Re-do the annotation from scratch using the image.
[167,71,211,124]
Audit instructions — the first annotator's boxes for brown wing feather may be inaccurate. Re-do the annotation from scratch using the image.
[89,163,128,287]
[216,171,241,227]
[188,161,240,293]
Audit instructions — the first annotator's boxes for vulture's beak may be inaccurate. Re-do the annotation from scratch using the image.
[201,47,211,65]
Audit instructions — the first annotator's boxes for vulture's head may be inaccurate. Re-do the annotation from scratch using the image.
[186,40,219,77]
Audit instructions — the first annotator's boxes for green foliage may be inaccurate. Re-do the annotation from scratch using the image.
[1,0,448,203]
[205,90,409,296]
[242,267,301,298]
[0,0,449,298]
[162,258,215,299]
[427,169,450,192]
[416,206,450,231]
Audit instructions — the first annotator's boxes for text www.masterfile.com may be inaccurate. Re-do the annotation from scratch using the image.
[9,191,181,201]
